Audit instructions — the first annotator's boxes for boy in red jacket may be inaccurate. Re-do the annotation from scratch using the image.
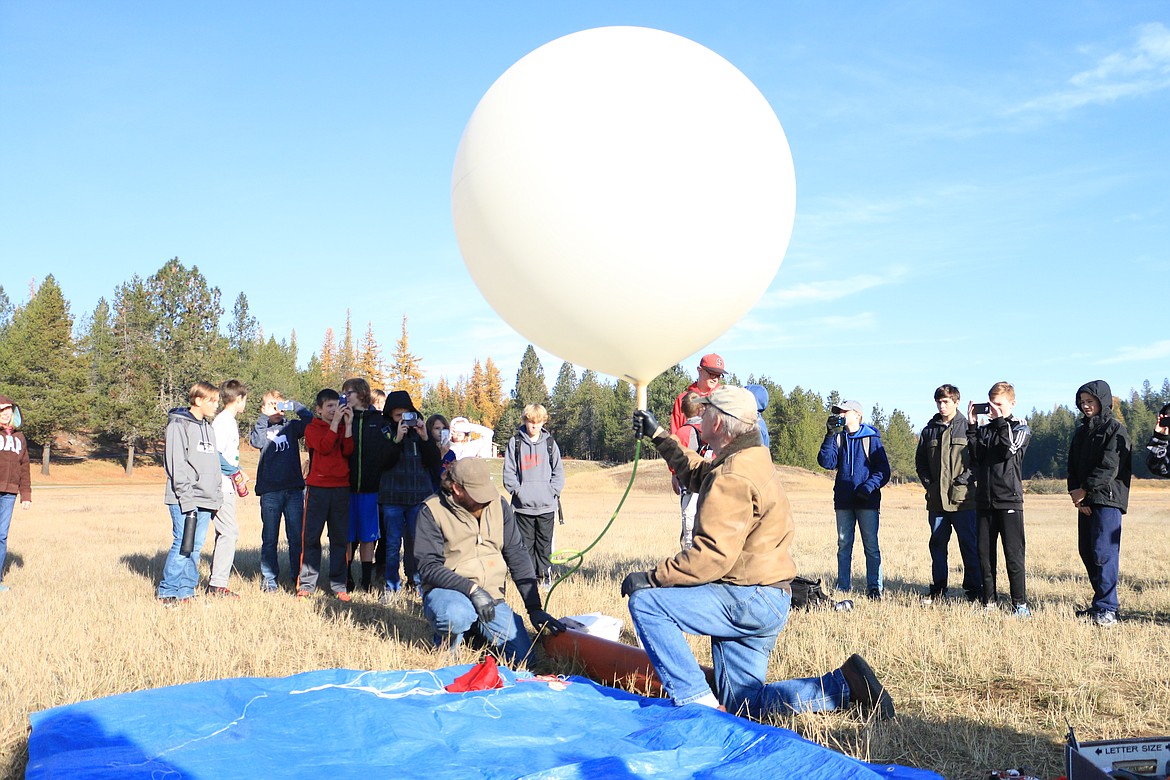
[0,395,31,593]
[299,389,354,600]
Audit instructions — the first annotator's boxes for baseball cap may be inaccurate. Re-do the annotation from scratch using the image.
[699,353,725,375]
[832,400,863,414]
[697,385,757,425]
[447,458,498,503]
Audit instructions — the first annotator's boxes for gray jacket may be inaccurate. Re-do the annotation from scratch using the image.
[501,427,565,515]
[164,407,224,513]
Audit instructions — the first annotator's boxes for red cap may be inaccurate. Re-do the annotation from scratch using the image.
[699,353,725,375]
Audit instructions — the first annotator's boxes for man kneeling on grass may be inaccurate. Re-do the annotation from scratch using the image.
[624,386,894,718]
[415,458,565,664]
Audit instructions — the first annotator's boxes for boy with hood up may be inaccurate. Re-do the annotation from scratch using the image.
[744,384,771,450]
[1067,379,1131,627]
[1146,402,1170,478]
[159,382,224,605]
[0,395,31,592]
[817,399,892,599]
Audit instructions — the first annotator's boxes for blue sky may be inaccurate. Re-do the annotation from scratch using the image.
[2,2,1168,430]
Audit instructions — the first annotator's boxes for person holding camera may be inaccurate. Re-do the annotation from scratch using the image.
[378,389,441,599]
[340,378,389,595]
[967,382,1031,617]
[251,390,314,592]
[817,400,891,600]
[1146,402,1170,478]
[915,384,980,603]
[299,388,354,599]
[1067,380,1131,627]
[623,388,894,718]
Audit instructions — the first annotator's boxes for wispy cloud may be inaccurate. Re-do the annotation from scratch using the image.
[758,266,908,308]
[1014,22,1170,114]
[1099,339,1170,365]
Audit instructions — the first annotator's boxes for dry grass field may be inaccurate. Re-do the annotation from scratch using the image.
[3,456,1169,779]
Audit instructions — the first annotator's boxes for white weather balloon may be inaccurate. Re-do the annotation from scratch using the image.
[452,26,795,390]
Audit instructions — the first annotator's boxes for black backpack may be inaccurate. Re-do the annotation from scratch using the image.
[790,576,831,610]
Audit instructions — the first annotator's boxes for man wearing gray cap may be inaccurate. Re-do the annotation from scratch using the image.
[818,399,891,600]
[622,386,894,719]
[414,457,565,663]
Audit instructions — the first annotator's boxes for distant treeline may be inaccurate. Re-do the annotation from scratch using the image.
[0,260,1165,480]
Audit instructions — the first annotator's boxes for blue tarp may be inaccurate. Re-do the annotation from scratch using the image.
[28,666,942,779]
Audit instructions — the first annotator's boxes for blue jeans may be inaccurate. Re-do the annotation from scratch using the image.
[381,503,421,591]
[259,489,304,589]
[1079,506,1122,613]
[159,505,212,598]
[0,493,15,582]
[422,587,532,663]
[927,510,981,599]
[835,508,882,593]
[628,583,847,714]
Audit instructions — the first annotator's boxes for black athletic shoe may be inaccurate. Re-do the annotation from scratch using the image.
[839,654,896,720]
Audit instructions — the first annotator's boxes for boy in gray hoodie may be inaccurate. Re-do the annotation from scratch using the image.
[159,382,225,605]
[502,404,565,586]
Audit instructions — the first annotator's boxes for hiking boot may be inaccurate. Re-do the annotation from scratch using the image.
[922,587,945,605]
[296,589,313,599]
[839,654,895,719]
[207,586,240,599]
[866,589,882,602]
[158,596,191,608]
[1012,602,1032,619]
[261,582,279,594]
[1074,605,1095,618]
[336,591,352,602]
[1092,609,1117,627]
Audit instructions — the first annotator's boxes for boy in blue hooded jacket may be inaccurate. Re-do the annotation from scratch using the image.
[818,399,891,599]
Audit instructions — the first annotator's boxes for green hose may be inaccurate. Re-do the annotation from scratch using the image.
[542,438,642,611]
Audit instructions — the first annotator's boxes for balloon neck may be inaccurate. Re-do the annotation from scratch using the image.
[636,383,647,411]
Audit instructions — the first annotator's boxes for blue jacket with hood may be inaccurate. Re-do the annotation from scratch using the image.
[817,424,892,510]
[745,384,771,450]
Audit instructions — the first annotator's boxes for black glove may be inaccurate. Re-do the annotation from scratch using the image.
[528,609,566,636]
[632,410,662,440]
[179,510,198,556]
[621,570,658,597]
[469,587,497,624]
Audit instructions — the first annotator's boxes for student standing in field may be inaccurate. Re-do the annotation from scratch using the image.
[1067,380,1131,627]
[915,384,981,603]
[0,395,31,593]
[379,390,441,599]
[341,379,387,594]
[502,404,565,585]
[427,414,456,484]
[299,389,354,600]
[673,392,711,550]
[817,399,891,600]
[251,390,314,592]
[1146,402,1170,478]
[159,382,224,605]
[967,382,1031,617]
[208,379,247,599]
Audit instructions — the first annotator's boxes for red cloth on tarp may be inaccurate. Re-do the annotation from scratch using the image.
[445,656,505,692]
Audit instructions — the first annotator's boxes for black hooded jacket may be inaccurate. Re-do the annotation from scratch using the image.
[1066,379,1131,513]
[1147,402,1170,478]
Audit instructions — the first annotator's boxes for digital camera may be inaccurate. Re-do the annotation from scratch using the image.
[828,415,845,428]
[276,400,295,412]
[401,411,418,422]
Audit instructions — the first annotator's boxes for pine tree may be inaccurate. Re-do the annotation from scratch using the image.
[469,359,488,422]
[0,285,12,333]
[78,297,118,435]
[569,369,608,460]
[0,275,86,474]
[338,309,357,379]
[882,409,918,483]
[320,328,338,382]
[357,322,384,388]
[110,275,165,474]
[482,357,504,429]
[386,315,424,401]
[147,258,223,410]
[548,362,578,442]
[603,380,636,461]
[228,292,260,362]
[772,387,827,471]
[646,363,691,421]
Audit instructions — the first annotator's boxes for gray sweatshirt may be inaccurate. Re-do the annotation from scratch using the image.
[501,427,565,515]
[164,407,224,513]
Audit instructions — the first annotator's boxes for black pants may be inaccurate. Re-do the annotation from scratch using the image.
[300,486,350,594]
[514,510,556,580]
[977,507,1027,606]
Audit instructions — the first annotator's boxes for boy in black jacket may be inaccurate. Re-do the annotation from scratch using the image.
[967,382,1031,617]
[1147,402,1170,478]
[1067,380,1130,627]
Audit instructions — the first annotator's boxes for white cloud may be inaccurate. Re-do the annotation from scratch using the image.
[758,266,908,308]
[1099,339,1170,365]
[1014,22,1170,114]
